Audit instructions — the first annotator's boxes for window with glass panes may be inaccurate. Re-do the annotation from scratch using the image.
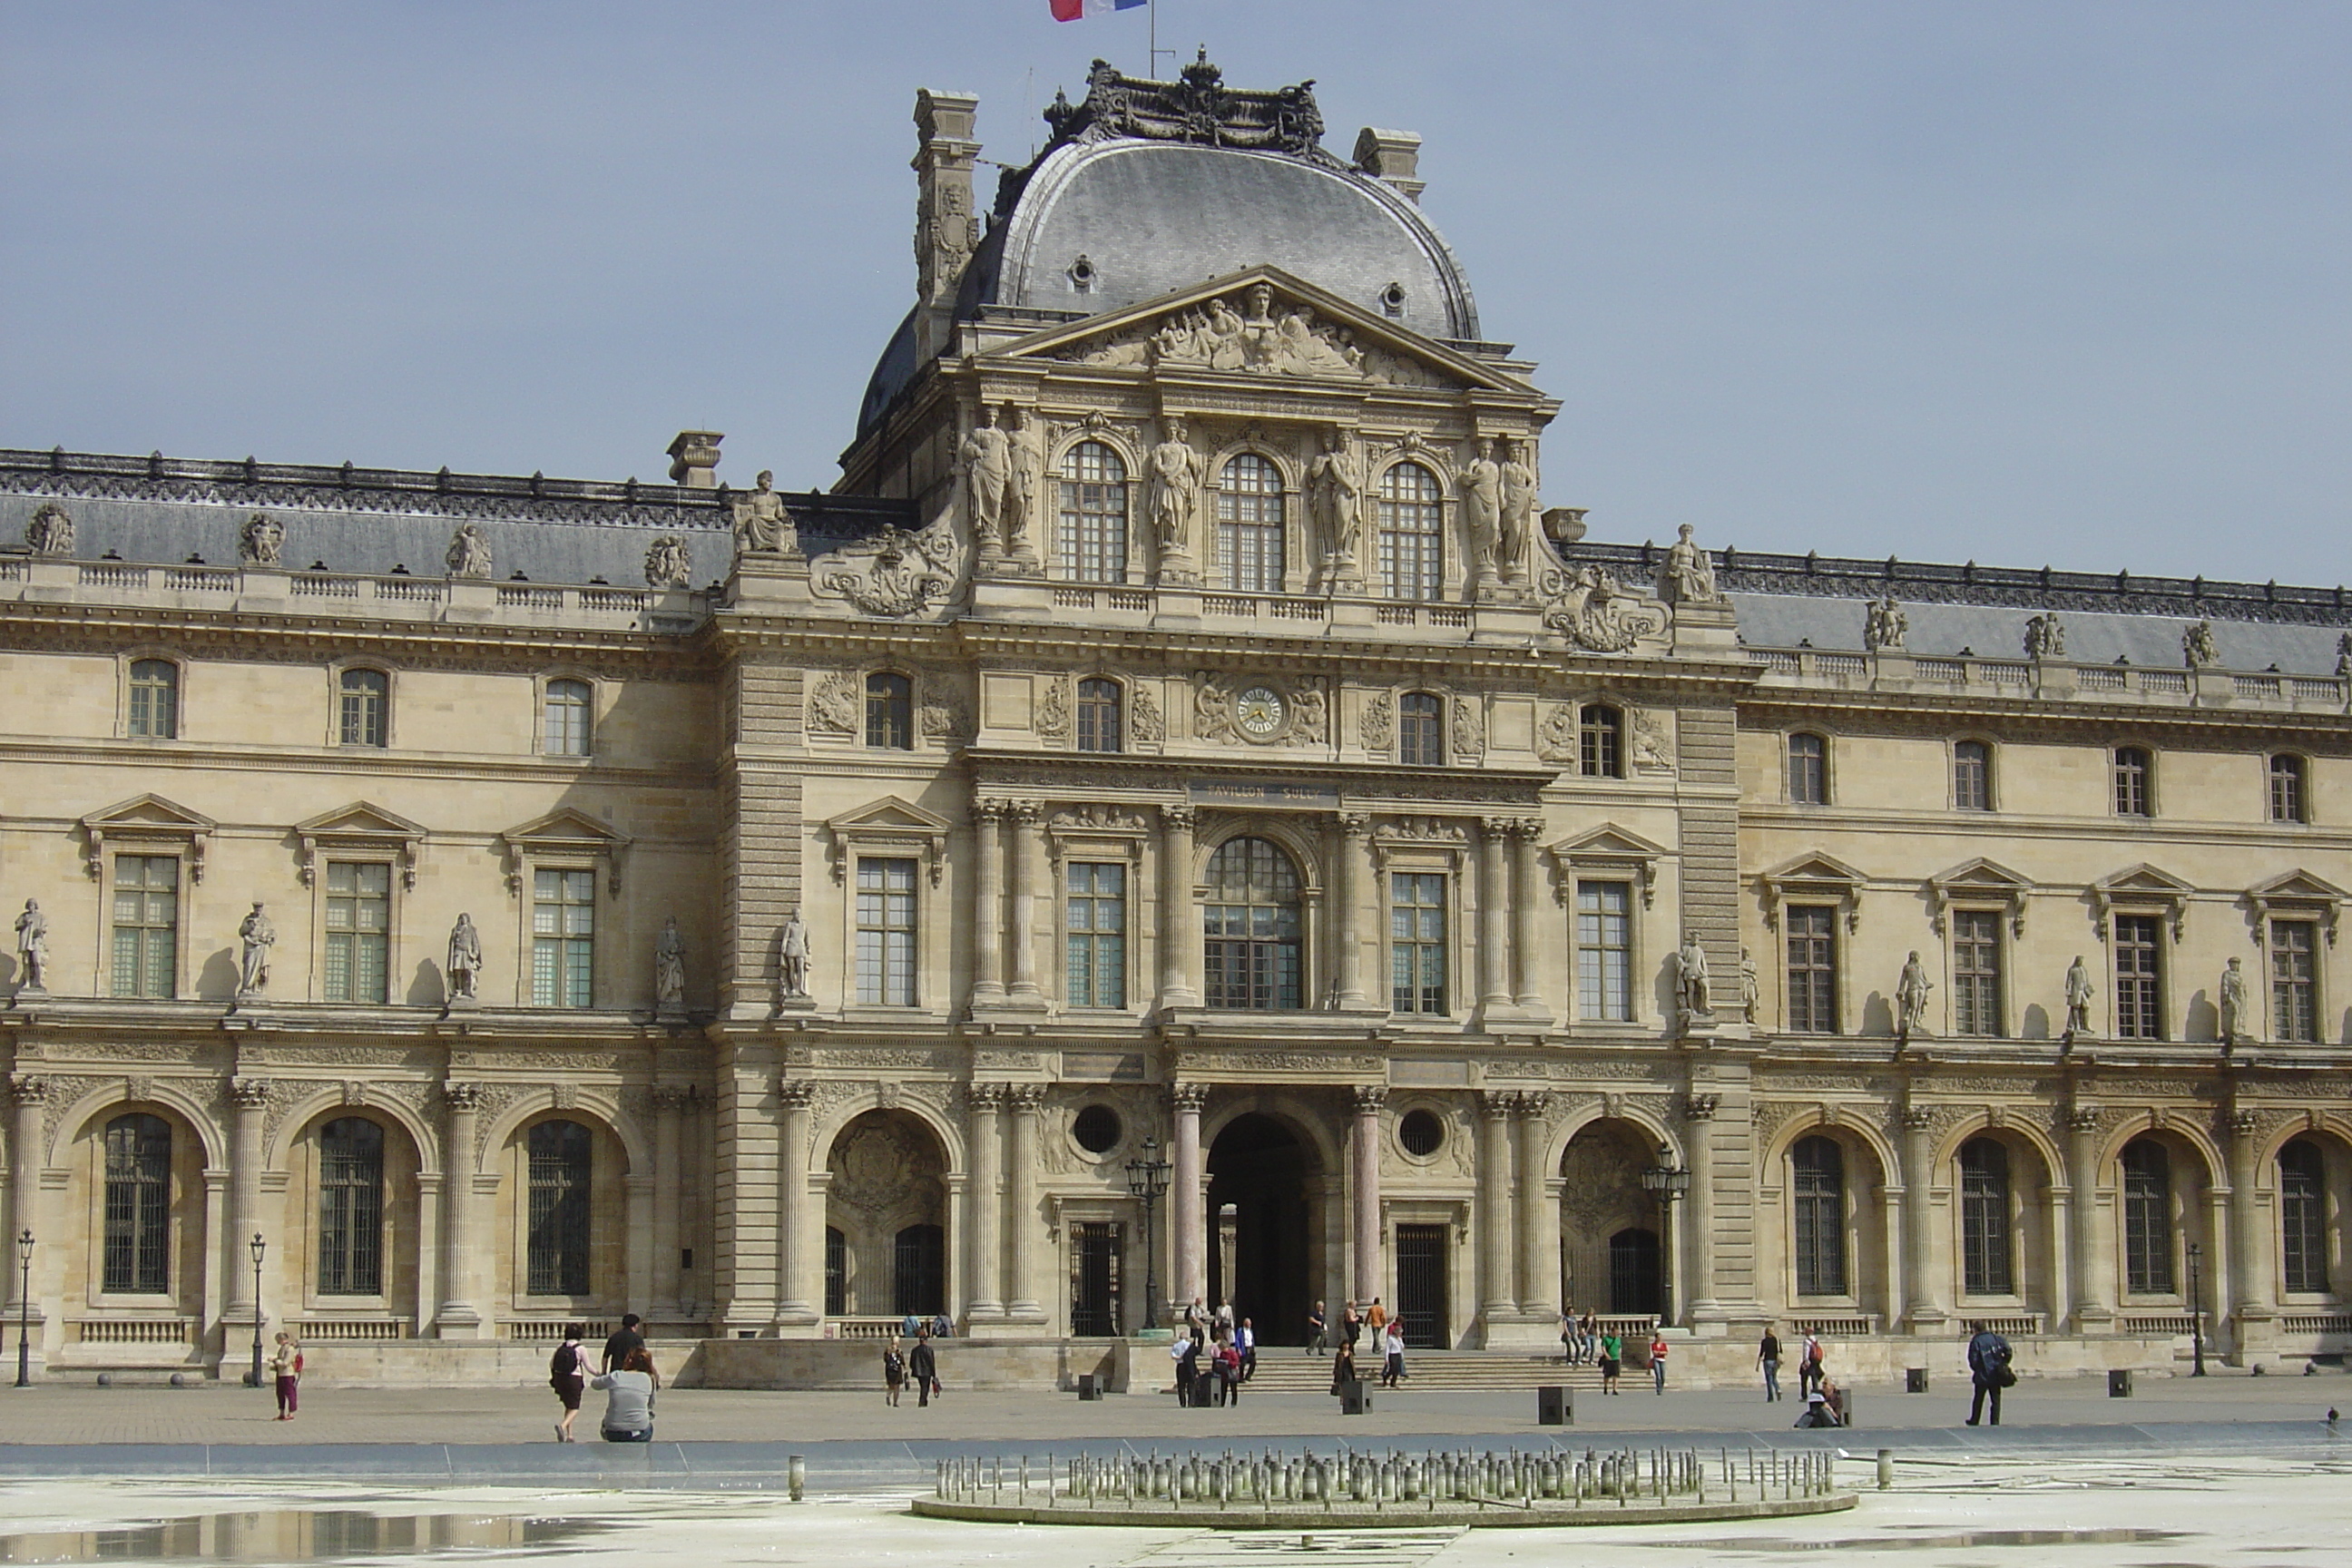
[865,672,913,750]
[128,659,179,739]
[543,678,592,756]
[1576,881,1632,1022]
[102,1112,172,1294]
[1791,1135,1846,1297]
[322,863,391,1004]
[1785,906,1838,1033]
[1389,872,1447,1014]
[1788,732,1827,804]
[317,1117,385,1296]
[1376,462,1442,600]
[1075,678,1122,753]
[1580,704,1622,779]
[1065,862,1127,1008]
[1203,838,1302,1010]
[1398,692,1443,765]
[2269,754,2307,823]
[1952,910,2004,1036]
[2280,1139,2328,1293]
[1057,441,1129,583]
[2112,914,2162,1039]
[2113,747,2151,816]
[1214,454,1285,592]
[111,855,178,999]
[1953,740,1992,809]
[531,868,595,1007]
[1960,1137,2014,1296]
[525,1120,592,1296]
[2122,1139,2174,1295]
[2272,919,2318,1044]
[856,858,917,1005]
[338,668,388,747]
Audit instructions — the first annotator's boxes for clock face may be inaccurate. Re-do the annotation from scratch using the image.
[1236,686,1285,739]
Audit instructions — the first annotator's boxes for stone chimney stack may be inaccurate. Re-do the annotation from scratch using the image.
[667,430,723,488]
[913,88,982,363]
[1352,127,1426,203]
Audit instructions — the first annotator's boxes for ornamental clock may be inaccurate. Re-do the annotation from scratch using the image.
[1235,685,1286,740]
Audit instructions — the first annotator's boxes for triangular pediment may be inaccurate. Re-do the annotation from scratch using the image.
[296,801,426,840]
[998,266,1524,392]
[1929,858,2032,895]
[1552,824,1672,862]
[828,796,952,835]
[2249,869,2350,903]
[81,793,216,834]
[1763,853,1867,888]
[500,807,630,848]
[2094,864,2193,898]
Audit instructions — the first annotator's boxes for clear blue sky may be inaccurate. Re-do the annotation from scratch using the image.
[3,2,2344,582]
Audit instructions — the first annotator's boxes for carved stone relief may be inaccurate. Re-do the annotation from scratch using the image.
[1359,691,1394,753]
[807,670,859,735]
[1035,677,1072,740]
[815,515,963,617]
[1534,704,1578,765]
[1057,280,1444,387]
[1450,698,1485,760]
[1631,710,1674,775]
[1129,683,1165,743]
[643,535,692,589]
[1538,562,1670,652]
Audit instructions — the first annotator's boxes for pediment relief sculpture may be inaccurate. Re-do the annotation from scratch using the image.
[1539,559,1670,653]
[814,513,962,617]
[1056,281,1446,387]
[1192,672,1328,747]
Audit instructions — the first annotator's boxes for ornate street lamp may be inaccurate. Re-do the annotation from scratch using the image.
[14,1230,32,1389]
[1639,1145,1692,1328]
[1124,1135,1173,1332]
[248,1233,267,1390]
[2187,1240,2207,1377]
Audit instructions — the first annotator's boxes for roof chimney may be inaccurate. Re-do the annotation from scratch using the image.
[913,88,982,362]
[1353,127,1426,202]
[667,430,723,488]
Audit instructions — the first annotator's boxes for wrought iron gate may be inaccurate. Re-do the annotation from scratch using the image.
[1395,1223,1449,1349]
[1070,1221,1123,1335]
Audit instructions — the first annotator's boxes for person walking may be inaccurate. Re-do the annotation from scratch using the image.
[1185,1298,1209,1341]
[909,1328,940,1409]
[1649,1329,1671,1395]
[549,1325,589,1443]
[1340,1301,1363,1357]
[1365,1298,1387,1337]
[1597,1331,1622,1395]
[1174,1330,1201,1407]
[1330,1339,1357,1398]
[1758,1324,1782,1403]
[882,1341,906,1406]
[1965,1321,2014,1426]
[591,1348,658,1443]
[1558,1306,1576,1365]
[1237,1318,1258,1382]
[1306,1301,1328,1357]
[1214,1335,1242,1406]
[600,1313,646,1375]
[268,1331,301,1420]
[1578,1310,1597,1365]
[1798,1330,1825,1398]
[1380,1321,1406,1388]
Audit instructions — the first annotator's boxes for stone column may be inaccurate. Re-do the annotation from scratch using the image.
[965,1084,1004,1321]
[774,1083,815,1323]
[2227,1110,2273,1336]
[1510,819,1547,1010]
[1007,802,1044,1001]
[1683,1093,1720,1325]
[1334,813,1370,1007]
[625,1173,656,1322]
[1475,820,1513,1013]
[226,1078,268,1325]
[1897,1107,1942,1333]
[1006,1085,1045,1320]
[652,1086,685,1321]
[1159,807,1200,1008]
[436,1083,483,1334]
[1350,1085,1385,1303]
[1171,1083,1206,1314]
[969,800,1007,1005]
[6,1077,46,1328]
[1514,1093,1552,1315]
[1479,1092,1517,1324]
[2066,1108,2112,1330]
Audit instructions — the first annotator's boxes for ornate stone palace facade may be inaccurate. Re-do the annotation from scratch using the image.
[4,58,2348,1383]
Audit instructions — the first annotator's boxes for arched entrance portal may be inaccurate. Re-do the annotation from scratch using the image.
[1205,1113,1318,1345]
[825,1111,947,1318]
[1560,1119,1668,1318]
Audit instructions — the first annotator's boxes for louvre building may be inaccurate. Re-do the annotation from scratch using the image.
[3,58,2347,1387]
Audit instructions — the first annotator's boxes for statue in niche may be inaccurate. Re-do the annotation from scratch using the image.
[654,916,686,1011]
[731,470,799,557]
[239,512,284,567]
[1863,596,1907,652]
[1739,946,1759,1024]
[1003,406,1047,563]
[1497,438,1538,583]
[644,534,692,589]
[2182,620,2220,670]
[1147,417,1206,560]
[1308,428,1364,567]
[238,902,277,995]
[1674,933,1713,1022]
[2063,955,2095,1041]
[445,523,492,579]
[446,914,483,1002]
[14,898,48,992]
[1459,437,1501,581]
[2218,956,2248,1044]
[24,503,73,557]
[2024,612,2066,660]
[959,406,1011,551]
[1896,950,1934,1040]
[778,907,811,1000]
[1661,524,1723,606]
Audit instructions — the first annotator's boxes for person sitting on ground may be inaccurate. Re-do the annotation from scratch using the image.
[593,1348,659,1443]
[1794,1390,1841,1428]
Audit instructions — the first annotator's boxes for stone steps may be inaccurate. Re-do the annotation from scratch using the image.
[1178,1352,1611,1394]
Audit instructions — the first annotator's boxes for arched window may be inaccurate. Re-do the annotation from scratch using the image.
[865,672,913,750]
[1788,732,1828,805]
[525,1120,593,1297]
[2113,746,2151,817]
[1075,678,1123,753]
[893,1222,946,1317]
[1057,441,1129,583]
[2269,754,2308,824]
[102,1112,172,1294]
[1579,703,1622,779]
[2121,1139,2173,1295]
[1791,1135,1846,1297]
[1203,837,1303,1011]
[1215,454,1285,592]
[1376,462,1443,601]
[544,678,593,757]
[2280,1139,2328,1294]
[1398,691,1444,766]
[128,659,179,740]
[1953,740,1993,810]
[317,1117,385,1297]
[338,668,389,748]
[1959,1137,2013,1296]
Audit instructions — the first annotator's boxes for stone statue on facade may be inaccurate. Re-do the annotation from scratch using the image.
[239,511,285,567]
[959,407,1012,554]
[1739,946,1759,1024]
[778,906,811,1001]
[446,523,492,579]
[654,916,686,1013]
[1863,596,1907,652]
[1003,406,1046,566]
[2182,620,2220,670]
[644,534,692,589]
[2063,955,2095,1041]
[731,470,799,557]
[2337,632,2352,679]
[1146,417,1206,570]
[446,914,483,1004]
[1896,950,1934,1041]
[1674,933,1713,1024]
[1661,524,1724,607]
[14,898,47,993]
[24,503,74,557]
[238,902,276,995]
[2024,612,2066,660]
[2218,956,2248,1044]
[1497,437,1538,585]
[1459,437,1502,583]
[1308,428,1364,571]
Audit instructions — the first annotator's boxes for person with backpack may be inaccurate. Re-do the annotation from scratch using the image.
[1965,1321,2014,1426]
[268,1331,302,1419]
[549,1325,588,1442]
[882,1341,906,1406]
[909,1328,940,1408]
[1798,1331,1825,1398]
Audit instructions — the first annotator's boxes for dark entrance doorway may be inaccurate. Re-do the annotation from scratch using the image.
[1070,1220,1123,1335]
[1609,1227,1660,1316]
[1395,1223,1449,1348]
[1205,1113,1314,1346]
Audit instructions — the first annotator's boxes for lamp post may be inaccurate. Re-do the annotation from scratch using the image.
[14,1230,32,1389]
[248,1233,266,1390]
[1124,1135,1172,1332]
[1639,1145,1692,1328]
[2187,1240,2207,1377]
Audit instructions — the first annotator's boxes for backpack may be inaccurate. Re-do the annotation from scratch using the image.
[1986,1334,2016,1386]
[549,1343,579,1384]
[292,1350,304,1377]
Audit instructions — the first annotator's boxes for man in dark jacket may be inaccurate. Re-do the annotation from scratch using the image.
[909,1329,939,1408]
[601,1314,645,1375]
[1965,1322,2012,1426]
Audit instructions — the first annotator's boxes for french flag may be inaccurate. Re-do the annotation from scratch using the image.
[1052,0,1146,18]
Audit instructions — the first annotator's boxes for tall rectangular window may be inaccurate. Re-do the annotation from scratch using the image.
[1952,910,2004,1037]
[317,1117,385,1297]
[1389,872,1447,1014]
[323,862,392,1004]
[2121,1141,2174,1295]
[1785,905,1838,1033]
[2113,747,2151,817]
[543,678,593,756]
[1057,441,1129,583]
[2269,754,2307,824]
[1066,861,1127,1009]
[2272,919,2318,1044]
[2112,914,2163,1040]
[1397,692,1444,766]
[2280,1141,2329,1294]
[1575,881,1632,1022]
[128,659,179,739]
[1214,454,1285,592]
[1787,732,1827,805]
[1953,740,1992,810]
[1376,462,1443,601]
[1074,679,1123,754]
[525,1120,593,1296]
[1790,1136,1847,1297]
[338,668,388,747]
[1960,1138,2014,1296]
[857,857,917,1005]
[110,855,178,999]
[102,1113,172,1294]
[531,867,595,1007]
[1579,704,1622,779]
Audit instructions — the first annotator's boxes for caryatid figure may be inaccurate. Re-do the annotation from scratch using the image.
[1459,437,1502,583]
[1002,405,1047,564]
[959,406,1012,554]
[1146,417,1207,564]
[1497,438,1538,583]
[1307,428,1364,569]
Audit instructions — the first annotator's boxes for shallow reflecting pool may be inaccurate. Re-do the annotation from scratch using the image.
[0,1510,609,1563]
